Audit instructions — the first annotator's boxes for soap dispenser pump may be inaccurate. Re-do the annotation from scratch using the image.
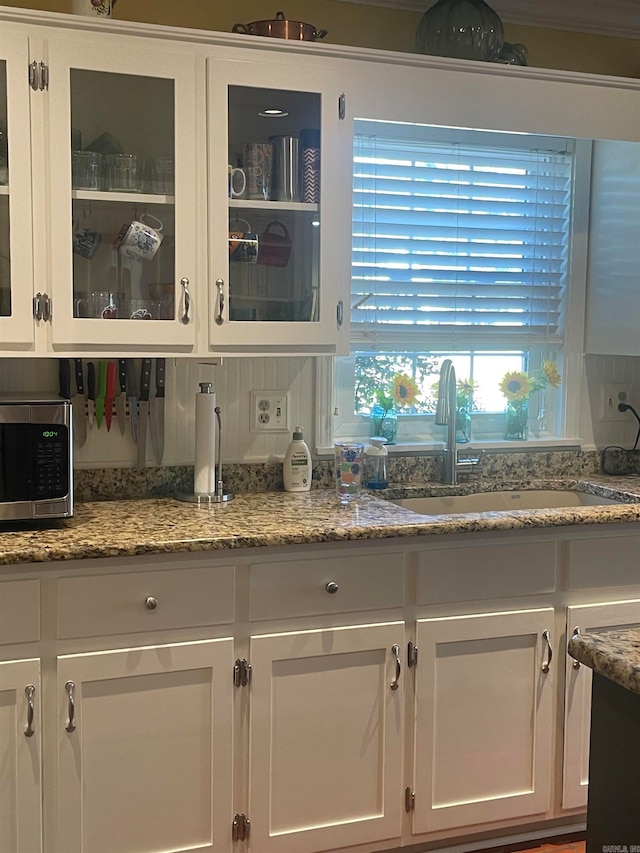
[283,426,312,492]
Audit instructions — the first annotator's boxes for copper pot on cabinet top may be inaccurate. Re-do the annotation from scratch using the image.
[232,11,328,41]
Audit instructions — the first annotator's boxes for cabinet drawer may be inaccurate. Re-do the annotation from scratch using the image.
[0,579,40,644]
[417,540,557,605]
[57,564,235,639]
[249,553,404,621]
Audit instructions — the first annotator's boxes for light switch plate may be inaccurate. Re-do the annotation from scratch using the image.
[250,391,290,433]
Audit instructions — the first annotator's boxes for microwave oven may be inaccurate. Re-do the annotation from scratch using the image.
[0,397,73,521]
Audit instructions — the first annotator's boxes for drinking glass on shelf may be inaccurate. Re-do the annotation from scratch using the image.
[71,151,102,190]
[104,153,139,192]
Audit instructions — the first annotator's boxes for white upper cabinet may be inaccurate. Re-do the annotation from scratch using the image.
[206,53,349,354]
[43,32,198,352]
[0,29,37,349]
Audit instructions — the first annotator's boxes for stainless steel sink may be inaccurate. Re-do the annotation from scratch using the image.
[393,490,622,515]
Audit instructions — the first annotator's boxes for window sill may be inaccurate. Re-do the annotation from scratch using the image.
[316,437,583,457]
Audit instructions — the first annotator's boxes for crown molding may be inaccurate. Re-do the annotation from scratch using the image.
[333,0,640,40]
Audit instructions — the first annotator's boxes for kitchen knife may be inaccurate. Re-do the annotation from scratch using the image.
[126,359,139,443]
[58,358,71,401]
[115,359,127,436]
[95,361,107,429]
[72,359,87,448]
[137,358,152,467]
[104,361,117,432]
[149,358,165,466]
[87,361,96,428]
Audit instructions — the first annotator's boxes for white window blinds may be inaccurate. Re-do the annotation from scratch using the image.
[351,130,574,349]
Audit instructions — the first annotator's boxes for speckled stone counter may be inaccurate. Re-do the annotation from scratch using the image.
[569,628,640,696]
[2,476,640,566]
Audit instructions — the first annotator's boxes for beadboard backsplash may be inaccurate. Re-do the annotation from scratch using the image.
[1,353,639,468]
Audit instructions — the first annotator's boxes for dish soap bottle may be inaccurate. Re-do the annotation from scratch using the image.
[283,426,312,492]
[364,437,388,490]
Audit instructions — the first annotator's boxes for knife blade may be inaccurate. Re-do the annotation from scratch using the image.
[105,361,117,432]
[137,358,152,467]
[115,359,127,436]
[72,359,87,448]
[150,358,166,466]
[126,359,139,443]
[87,361,96,428]
[95,361,107,429]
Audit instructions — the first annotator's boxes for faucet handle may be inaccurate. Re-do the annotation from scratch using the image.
[456,447,484,477]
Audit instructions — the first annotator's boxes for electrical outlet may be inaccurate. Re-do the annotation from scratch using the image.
[250,391,290,433]
[600,384,633,421]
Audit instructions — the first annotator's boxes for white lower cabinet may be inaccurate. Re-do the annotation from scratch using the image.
[57,638,234,853]
[247,622,405,853]
[562,599,640,810]
[411,608,555,834]
[0,657,42,853]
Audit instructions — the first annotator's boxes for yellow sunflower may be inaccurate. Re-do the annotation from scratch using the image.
[500,371,532,401]
[541,360,561,388]
[391,373,420,407]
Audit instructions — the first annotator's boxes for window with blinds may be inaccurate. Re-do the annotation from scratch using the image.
[351,125,574,350]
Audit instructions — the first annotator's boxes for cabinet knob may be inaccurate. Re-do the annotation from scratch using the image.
[325,581,339,594]
[145,596,158,611]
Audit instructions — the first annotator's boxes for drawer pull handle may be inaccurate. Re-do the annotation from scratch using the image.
[24,685,35,738]
[571,626,581,669]
[145,596,158,610]
[325,581,339,594]
[65,681,76,733]
[390,643,401,691]
[542,629,553,674]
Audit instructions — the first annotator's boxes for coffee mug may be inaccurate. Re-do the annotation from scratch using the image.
[70,0,117,17]
[73,225,102,260]
[229,219,258,263]
[228,165,246,198]
[114,213,163,262]
[243,143,273,200]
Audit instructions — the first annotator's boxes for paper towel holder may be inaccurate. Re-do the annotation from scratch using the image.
[177,395,235,505]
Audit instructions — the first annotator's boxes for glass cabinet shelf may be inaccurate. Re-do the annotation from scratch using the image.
[72,189,174,205]
[228,198,318,213]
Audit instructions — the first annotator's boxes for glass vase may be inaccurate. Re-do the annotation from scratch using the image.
[369,403,398,445]
[455,404,472,443]
[415,0,504,62]
[504,400,529,441]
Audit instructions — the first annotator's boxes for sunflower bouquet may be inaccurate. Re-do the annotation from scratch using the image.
[370,372,420,444]
[499,361,561,439]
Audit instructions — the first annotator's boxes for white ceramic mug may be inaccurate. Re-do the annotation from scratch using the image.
[114,213,164,262]
[70,0,117,17]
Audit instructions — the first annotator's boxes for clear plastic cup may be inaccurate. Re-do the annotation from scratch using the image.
[104,153,138,192]
[71,151,102,190]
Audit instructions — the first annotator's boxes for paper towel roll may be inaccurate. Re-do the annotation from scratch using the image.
[194,385,217,495]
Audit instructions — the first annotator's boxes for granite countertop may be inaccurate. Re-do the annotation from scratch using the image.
[569,629,640,696]
[1,475,640,566]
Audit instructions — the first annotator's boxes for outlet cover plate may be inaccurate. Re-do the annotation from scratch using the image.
[600,384,633,421]
[250,391,290,433]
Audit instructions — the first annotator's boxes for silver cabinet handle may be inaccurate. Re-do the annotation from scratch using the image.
[29,60,39,90]
[33,292,43,321]
[325,581,339,594]
[65,681,76,733]
[542,630,553,673]
[214,278,225,325]
[42,293,52,323]
[38,61,48,91]
[145,596,158,610]
[24,685,35,738]
[390,643,401,691]
[571,626,581,669]
[336,300,344,327]
[180,277,191,324]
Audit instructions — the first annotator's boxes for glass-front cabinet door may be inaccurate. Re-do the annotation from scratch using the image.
[46,35,197,350]
[0,31,36,348]
[207,55,347,352]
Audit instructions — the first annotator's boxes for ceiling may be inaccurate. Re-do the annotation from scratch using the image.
[336,0,640,40]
